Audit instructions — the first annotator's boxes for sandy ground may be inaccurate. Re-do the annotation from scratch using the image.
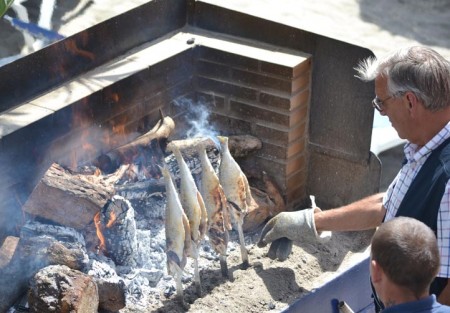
[2,0,450,312]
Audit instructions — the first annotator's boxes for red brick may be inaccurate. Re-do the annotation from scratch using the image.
[287,139,306,158]
[197,92,226,112]
[229,100,289,127]
[232,69,292,93]
[292,73,311,93]
[259,142,288,160]
[209,113,253,135]
[292,58,312,78]
[196,47,259,71]
[254,124,289,145]
[196,60,231,80]
[288,122,307,143]
[260,62,296,78]
[197,77,258,101]
[290,89,310,110]
[286,153,307,176]
[287,171,307,196]
[289,103,308,127]
[259,92,291,111]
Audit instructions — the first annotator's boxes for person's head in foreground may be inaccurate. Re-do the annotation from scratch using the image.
[370,216,440,308]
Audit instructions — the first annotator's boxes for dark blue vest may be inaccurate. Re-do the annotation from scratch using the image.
[395,137,450,296]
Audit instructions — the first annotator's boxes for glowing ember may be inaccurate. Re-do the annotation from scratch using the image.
[94,212,106,252]
[106,211,117,228]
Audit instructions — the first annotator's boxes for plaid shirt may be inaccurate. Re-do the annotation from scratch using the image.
[383,122,450,278]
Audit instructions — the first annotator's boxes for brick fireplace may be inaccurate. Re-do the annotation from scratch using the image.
[0,0,381,242]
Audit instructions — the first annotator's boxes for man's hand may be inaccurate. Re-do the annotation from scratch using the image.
[257,207,331,260]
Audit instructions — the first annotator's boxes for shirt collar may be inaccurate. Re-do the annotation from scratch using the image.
[403,122,450,163]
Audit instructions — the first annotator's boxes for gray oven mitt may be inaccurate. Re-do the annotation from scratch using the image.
[257,202,332,261]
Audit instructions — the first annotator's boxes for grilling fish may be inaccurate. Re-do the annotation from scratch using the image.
[160,165,191,306]
[217,136,251,268]
[171,145,208,296]
[196,142,232,278]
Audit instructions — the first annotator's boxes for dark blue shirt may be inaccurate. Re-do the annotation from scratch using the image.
[382,295,450,313]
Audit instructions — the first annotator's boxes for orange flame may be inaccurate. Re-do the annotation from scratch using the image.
[94,210,117,253]
[94,212,106,252]
[106,211,117,228]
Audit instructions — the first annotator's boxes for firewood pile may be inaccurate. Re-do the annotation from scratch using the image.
[0,112,286,313]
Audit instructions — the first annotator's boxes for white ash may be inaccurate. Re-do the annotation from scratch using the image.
[20,221,86,247]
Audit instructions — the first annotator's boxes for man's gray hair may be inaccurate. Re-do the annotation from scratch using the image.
[355,46,450,111]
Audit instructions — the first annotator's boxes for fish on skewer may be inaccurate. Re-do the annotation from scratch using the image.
[170,144,208,296]
[196,142,232,278]
[160,165,191,307]
[217,136,252,268]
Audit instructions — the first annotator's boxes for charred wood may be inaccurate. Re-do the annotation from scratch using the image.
[95,278,126,312]
[97,196,137,266]
[167,134,262,159]
[164,134,262,182]
[22,163,122,230]
[0,236,23,313]
[19,234,88,272]
[0,236,19,270]
[28,265,99,313]
[0,230,88,313]
[115,178,165,196]
[20,221,86,247]
[95,113,175,174]
[86,257,126,312]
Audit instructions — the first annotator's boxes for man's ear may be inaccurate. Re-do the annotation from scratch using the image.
[371,259,382,283]
[405,91,419,112]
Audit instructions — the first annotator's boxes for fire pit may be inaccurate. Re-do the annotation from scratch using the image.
[0,1,380,312]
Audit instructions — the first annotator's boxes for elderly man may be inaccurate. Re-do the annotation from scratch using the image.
[258,46,450,306]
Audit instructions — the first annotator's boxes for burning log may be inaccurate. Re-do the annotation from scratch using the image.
[28,265,99,313]
[22,163,127,230]
[95,111,175,174]
[95,195,137,266]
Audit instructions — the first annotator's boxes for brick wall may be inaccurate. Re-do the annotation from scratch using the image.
[193,46,312,209]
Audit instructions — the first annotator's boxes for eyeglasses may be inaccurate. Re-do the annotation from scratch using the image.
[372,95,393,112]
